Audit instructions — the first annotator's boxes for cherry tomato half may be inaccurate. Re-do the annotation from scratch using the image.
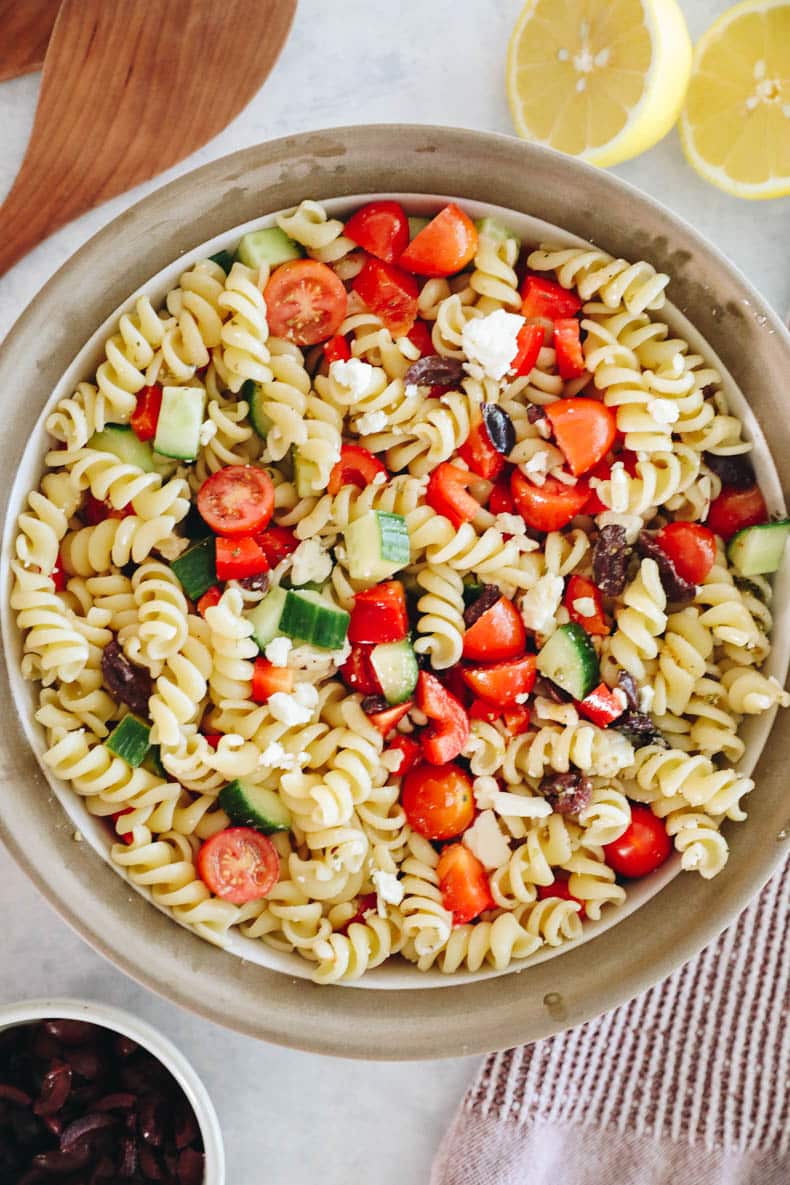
[462,655,537,707]
[385,734,421,777]
[706,484,767,541]
[463,595,526,662]
[349,581,408,645]
[197,466,275,536]
[399,204,478,277]
[197,827,280,904]
[401,761,474,840]
[511,470,590,532]
[256,525,299,567]
[426,462,480,528]
[437,843,495,924]
[264,259,347,346]
[352,256,419,336]
[564,575,610,636]
[656,521,717,584]
[603,806,672,879]
[344,200,410,264]
[546,398,617,477]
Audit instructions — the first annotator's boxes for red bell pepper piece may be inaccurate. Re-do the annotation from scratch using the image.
[251,658,295,703]
[340,644,382,696]
[503,703,532,735]
[510,322,544,377]
[328,443,388,494]
[463,595,526,662]
[84,494,134,525]
[437,843,495,924]
[366,700,413,737]
[537,877,586,918]
[130,384,163,441]
[51,552,67,592]
[426,462,480,528]
[256,526,299,567]
[202,734,223,749]
[577,682,627,727]
[214,535,269,582]
[706,484,767,541]
[488,472,516,515]
[564,575,610,637]
[520,275,582,320]
[339,892,379,934]
[457,418,506,481]
[349,581,408,644]
[462,655,537,707]
[553,318,586,380]
[111,807,135,845]
[385,734,421,777]
[324,334,351,365]
[416,671,470,765]
[406,319,434,357]
[197,586,223,617]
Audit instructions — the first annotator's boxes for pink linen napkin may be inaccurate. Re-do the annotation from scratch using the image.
[432,857,788,1185]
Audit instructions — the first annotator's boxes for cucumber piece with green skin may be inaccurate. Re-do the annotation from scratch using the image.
[209,249,236,274]
[246,586,288,650]
[462,581,484,606]
[236,227,304,269]
[171,537,216,601]
[536,623,599,701]
[181,503,212,540]
[153,386,206,461]
[278,589,349,649]
[89,426,155,473]
[475,217,521,250]
[370,639,419,705]
[107,714,151,767]
[408,216,431,240]
[241,379,272,440]
[344,510,410,582]
[142,745,166,779]
[219,779,292,834]
[293,447,321,497]
[727,520,790,576]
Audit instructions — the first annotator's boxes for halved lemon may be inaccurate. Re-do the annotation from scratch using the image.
[506,0,692,167]
[679,0,790,199]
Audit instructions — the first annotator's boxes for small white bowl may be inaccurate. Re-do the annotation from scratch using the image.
[0,997,224,1185]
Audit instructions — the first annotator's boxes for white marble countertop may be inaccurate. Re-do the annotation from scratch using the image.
[1,2,787,1182]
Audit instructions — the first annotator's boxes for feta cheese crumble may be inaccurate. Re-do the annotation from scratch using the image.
[198,419,218,446]
[519,574,564,635]
[264,636,292,668]
[328,357,378,402]
[462,810,511,870]
[290,538,333,587]
[268,683,319,726]
[404,383,419,398]
[572,597,597,618]
[371,870,404,916]
[155,535,189,562]
[606,461,631,513]
[355,409,388,436]
[258,740,305,772]
[461,309,525,382]
[595,510,643,545]
[638,686,655,713]
[647,398,680,425]
[494,513,528,536]
[472,776,552,820]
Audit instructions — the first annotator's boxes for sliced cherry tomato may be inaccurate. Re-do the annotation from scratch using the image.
[547,398,617,476]
[214,535,269,581]
[328,443,387,495]
[406,319,434,356]
[706,484,767,541]
[604,806,672,879]
[457,418,506,481]
[197,586,223,617]
[264,259,347,346]
[366,700,413,736]
[84,494,133,525]
[51,552,67,592]
[323,334,351,365]
[202,733,223,749]
[510,322,544,377]
[340,643,382,696]
[488,472,515,515]
[352,256,419,336]
[441,663,472,707]
[462,655,536,707]
[399,204,478,277]
[553,318,586,380]
[385,734,421,777]
[339,892,379,934]
[426,462,480,528]
[251,658,295,702]
[416,671,470,766]
[349,581,408,645]
[468,698,500,724]
[520,275,582,320]
[256,525,299,567]
[537,877,586,918]
[130,384,163,441]
[401,760,474,839]
[198,466,275,537]
[503,703,532,735]
[437,843,495,924]
[344,200,409,264]
[564,574,610,636]
[577,682,626,727]
[656,521,717,584]
[511,470,590,532]
[463,596,526,662]
[197,827,279,904]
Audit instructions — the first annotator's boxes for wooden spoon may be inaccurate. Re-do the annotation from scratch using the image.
[0,0,296,278]
[0,0,61,82]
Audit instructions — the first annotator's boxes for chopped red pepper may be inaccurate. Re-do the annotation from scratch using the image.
[214,535,269,581]
[577,682,627,728]
[553,318,586,380]
[463,595,526,662]
[437,844,495,924]
[366,700,413,736]
[457,418,506,480]
[340,643,382,696]
[51,553,67,592]
[510,322,544,377]
[406,319,434,356]
[197,586,223,617]
[84,494,134,525]
[537,878,586,918]
[416,671,470,765]
[339,893,379,934]
[546,397,617,476]
[706,484,768,541]
[256,526,299,567]
[324,334,351,365]
[130,384,163,441]
[111,808,135,845]
[349,581,408,644]
[488,472,516,515]
[520,275,582,320]
[385,734,421,777]
[328,443,388,494]
[202,734,223,749]
[564,575,610,636]
[251,658,295,703]
[503,703,532,735]
[426,462,480,528]
[462,655,537,707]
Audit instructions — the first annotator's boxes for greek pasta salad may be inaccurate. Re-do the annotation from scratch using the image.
[11,197,790,984]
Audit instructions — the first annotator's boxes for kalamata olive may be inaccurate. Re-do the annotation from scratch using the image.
[614,710,668,749]
[462,584,501,628]
[177,1146,205,1185]
[616,670,639,711]
[237,570,270,593]
[67,1047,105,1081]
[42,1020,95,1047]
[117,1134,139,1178]
[173,1100,199,1152]
[60,1112,116,1152]
[32,1144,92,1173]
[139,1142,166,1180]
[101,642,153,716]
[0,1083,32,1105]
[481,404,516,455]
[113,1036,138,1059]
[527,403,547,424]
[403,354,465,388]
[592,524,630,596]
[703,450,755,489]
[33,1063,71,1116]
[94,1092,138,1112]
[539,772,593,815]
[138,1095,166,1147]
[361,695,389,715]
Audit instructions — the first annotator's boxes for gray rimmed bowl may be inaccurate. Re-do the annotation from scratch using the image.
[1,125,789,1058]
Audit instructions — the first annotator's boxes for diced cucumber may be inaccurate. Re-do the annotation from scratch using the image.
[408,216,430,240]
[370,639,419,705]
[154,386,206,461]
[107,714,151,767]
[278,589,349,649]
[181,503,212,541]
[241,379,272,440]
[142,744,166,779]
[171,537,216,600]
[236,227,304,269]
[89,426,154,473]
[293,447,321,497]
[246,586,288,649]
[462,581,484,607]
[727,519,790,576]
[344,511,410,582]
[536,623,599,701]
[281,575,325,592]
[219,779,292,834]
[475,216,521,249]
[209,249,236,274]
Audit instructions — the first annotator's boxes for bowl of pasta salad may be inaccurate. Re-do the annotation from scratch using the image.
[1,126,789,1058]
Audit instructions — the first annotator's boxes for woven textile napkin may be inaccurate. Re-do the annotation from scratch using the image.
[432,857,788,1185]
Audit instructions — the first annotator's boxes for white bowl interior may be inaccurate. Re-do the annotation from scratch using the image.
[3,194,788,991]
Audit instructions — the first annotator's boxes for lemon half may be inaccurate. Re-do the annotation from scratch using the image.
[506,0,692,167]
[679,0,790,200]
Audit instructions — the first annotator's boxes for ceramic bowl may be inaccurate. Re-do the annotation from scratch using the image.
[1,126,789,1057]
[0,997,224,1183]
